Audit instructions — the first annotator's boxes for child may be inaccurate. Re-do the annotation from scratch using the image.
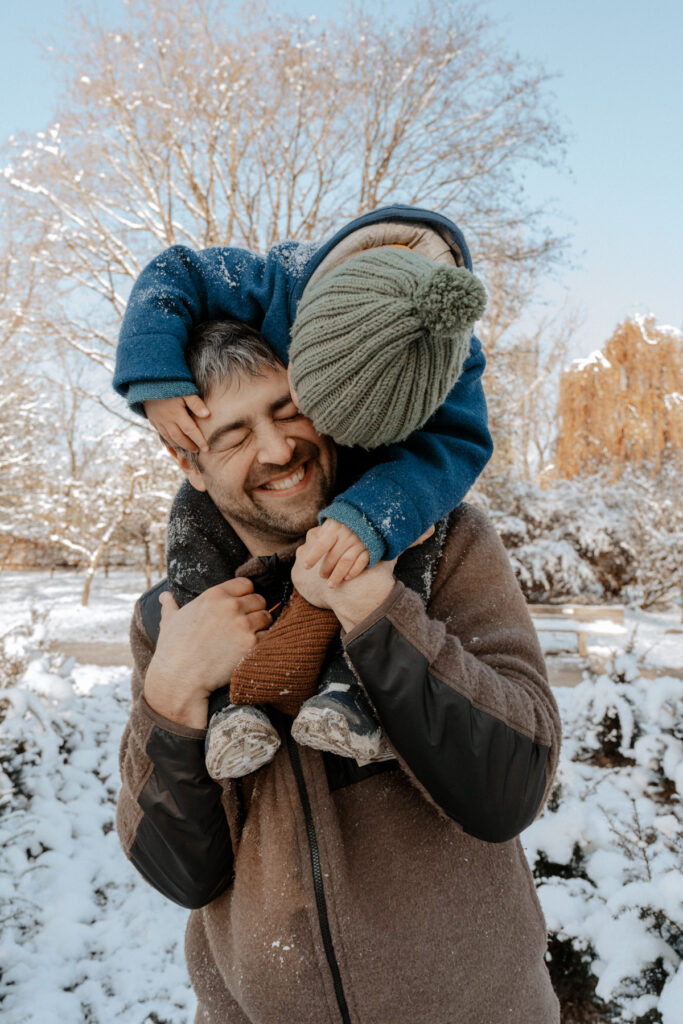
[114,206,492,778]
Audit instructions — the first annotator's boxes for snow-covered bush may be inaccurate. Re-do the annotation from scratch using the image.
[525,654,683,1023]
[473,458,683,609]
[0,623,192,1023]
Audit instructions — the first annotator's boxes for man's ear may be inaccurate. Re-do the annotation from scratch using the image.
[163,442,208,492]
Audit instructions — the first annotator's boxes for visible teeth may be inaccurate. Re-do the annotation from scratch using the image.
[262,464,306,491]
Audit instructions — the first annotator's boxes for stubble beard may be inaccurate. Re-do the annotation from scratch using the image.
[201,439,336,546]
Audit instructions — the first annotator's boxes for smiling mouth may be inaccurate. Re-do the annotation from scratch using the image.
[256,461,311,495]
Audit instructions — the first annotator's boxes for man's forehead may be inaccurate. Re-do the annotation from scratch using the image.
[206,365,290,412]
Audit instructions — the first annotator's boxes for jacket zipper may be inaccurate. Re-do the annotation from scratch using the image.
[286,732,352,1024]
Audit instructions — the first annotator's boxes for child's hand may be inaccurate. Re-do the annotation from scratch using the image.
[299,520,370,589]
[144,395,210,453]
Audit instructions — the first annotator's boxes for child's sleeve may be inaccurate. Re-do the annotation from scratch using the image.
[319,335,493,564]
[113,244,294,416]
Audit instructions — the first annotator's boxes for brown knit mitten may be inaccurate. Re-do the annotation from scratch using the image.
[230,590,339,717]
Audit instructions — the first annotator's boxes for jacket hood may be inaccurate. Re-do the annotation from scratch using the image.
[288,204,473,320]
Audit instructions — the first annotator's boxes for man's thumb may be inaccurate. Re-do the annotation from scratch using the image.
[159,591,179,619]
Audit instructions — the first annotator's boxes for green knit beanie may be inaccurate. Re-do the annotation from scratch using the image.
[289,247,487,449]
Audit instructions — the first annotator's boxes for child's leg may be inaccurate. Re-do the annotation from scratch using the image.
[228,590,391,764]
[203,590,339,780]
[229,590,339,715]
[205,703,281,780]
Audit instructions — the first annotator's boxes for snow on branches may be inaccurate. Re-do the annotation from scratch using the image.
[473,459,683,613]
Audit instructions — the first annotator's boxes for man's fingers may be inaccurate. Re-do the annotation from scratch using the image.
[214,577,254,598]
[236,592,268,614]
[343,550,370,582]
[245,609,273,633]
[185,394,210,418]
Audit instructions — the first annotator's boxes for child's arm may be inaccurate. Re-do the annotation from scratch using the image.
[115,243,492,563]
[319,335,493,564]
[114,243,297,415]
[297,340,492,587]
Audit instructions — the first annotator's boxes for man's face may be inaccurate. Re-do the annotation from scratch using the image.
[182,364,337,554]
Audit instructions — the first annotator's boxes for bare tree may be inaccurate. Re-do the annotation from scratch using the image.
[0,0,571,581]
[480,303,582,479]
[46,433,179,604]
[2,0,567,392]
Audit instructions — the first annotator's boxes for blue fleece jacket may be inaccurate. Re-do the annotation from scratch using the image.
[114,205,493,563]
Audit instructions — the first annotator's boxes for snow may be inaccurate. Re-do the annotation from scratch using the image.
[0,570,146,645]
[1,571,681,1022]
[633,312,683,343]
[524,659,683,1021]
[570,348,612,372]
[0,571,193,1023]
[0,662,193,1023]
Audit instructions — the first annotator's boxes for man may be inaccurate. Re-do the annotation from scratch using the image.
[116,321,562,1024]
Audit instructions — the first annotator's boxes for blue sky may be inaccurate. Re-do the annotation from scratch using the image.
[1,0,681,360]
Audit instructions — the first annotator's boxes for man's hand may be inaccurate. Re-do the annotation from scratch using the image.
[144,395,210,453]
[292,525,436,632]
[143,578,272,729]
[298,518,370,588]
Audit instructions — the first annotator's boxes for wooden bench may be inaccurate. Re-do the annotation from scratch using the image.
[528,604,626,658]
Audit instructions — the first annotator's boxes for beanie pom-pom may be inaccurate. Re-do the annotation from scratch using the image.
[414,266,487,336]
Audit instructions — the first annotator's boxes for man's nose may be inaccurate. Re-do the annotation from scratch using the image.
[255,424,296,465]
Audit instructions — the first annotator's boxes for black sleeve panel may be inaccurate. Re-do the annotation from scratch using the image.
[130,725,234,909]
[345,619,549,843]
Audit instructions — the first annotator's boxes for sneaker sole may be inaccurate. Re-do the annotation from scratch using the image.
[291,706,394,766]
[205,714,281,780]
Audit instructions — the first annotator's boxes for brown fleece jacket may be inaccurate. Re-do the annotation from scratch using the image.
[117,505,562,1024]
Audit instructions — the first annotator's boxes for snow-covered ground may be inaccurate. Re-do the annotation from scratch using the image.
[0,570,148,647]
[0,571,681,1023]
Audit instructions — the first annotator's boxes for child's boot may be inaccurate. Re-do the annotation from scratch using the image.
[204,701,281,780]
[291,655,394,767]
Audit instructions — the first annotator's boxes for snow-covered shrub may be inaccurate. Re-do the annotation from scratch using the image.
[0,607,46,690]
[525,654,683,1023]
[0,625,193,1023]
[473,458,683,608]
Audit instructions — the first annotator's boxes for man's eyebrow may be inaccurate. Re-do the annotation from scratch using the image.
[206,393,295,447]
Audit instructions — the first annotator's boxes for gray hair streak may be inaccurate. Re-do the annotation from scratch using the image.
[187,320,282,399]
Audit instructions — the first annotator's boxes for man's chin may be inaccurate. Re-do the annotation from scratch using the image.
[204,447,335,547]
[250,461,328,531]
[249,496,322,539]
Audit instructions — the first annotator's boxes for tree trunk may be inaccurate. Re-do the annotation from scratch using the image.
[144,539,152,590]
[81,530,116,606]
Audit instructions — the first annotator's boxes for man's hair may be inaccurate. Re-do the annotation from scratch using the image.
[187,320,282,399]
[173,320,283,468]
